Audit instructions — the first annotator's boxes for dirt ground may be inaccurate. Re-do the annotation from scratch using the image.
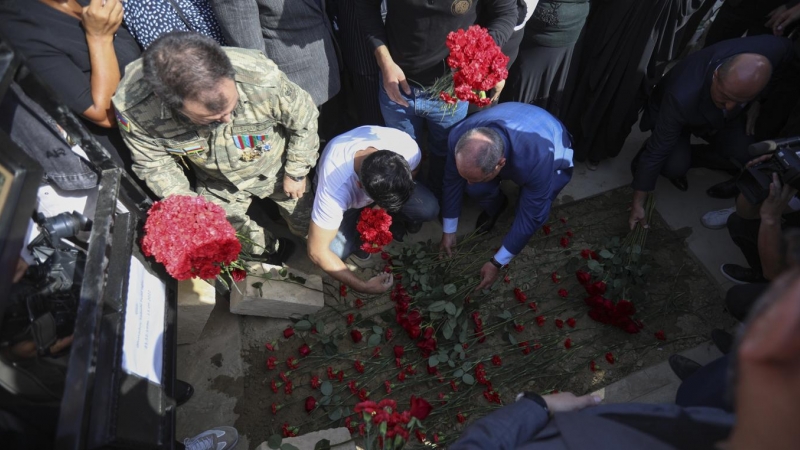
[232,187,735,448]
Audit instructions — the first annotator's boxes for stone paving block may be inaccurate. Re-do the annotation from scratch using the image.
[630,381,681,404]
[230,263,324,319]
[177,278,217,344]
[255,427,355,450]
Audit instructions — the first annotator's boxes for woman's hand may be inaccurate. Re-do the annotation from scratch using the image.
[82,0,123,40]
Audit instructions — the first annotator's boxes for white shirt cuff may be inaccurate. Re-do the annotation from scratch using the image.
[443,218,459,234]
[493,246,514,266]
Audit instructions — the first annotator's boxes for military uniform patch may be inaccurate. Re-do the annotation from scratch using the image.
[166,143,205,155]
[115,110,130,132]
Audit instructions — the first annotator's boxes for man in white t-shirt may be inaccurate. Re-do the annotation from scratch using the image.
[308,126,439,293]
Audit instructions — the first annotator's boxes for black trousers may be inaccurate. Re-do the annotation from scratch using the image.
[704,0,785,48]
[725,282,769,322]
[726,211,800,276]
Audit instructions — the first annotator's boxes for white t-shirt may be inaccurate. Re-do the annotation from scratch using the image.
[312,126,421,230]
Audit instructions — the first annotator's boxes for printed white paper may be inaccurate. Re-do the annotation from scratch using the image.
[122,257,166,385]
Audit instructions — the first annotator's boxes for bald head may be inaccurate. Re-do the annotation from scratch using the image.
[454,128,506,183]
[712,53,772,111]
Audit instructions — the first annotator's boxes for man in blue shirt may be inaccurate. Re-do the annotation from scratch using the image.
[439,103,574,289]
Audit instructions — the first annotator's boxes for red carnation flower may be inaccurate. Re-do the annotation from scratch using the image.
[558,288,568,298]
[536,315,546,326]
[514,323,524,332]
[590,361,597,372]
[566,230,574,238]
[231,269,247,282]
[264,341,275,351]
[655,330,666,341]
[284,380,293,395]
[340,284,347,297]
[305,396,317,412]
[351,329,363,343]
[503,274,511,283]
[560,237,570,248]
[513,287,527,302]
[397,371,406,382]
[355,298,365,309]
[586,281,607,296]
[384,380,392,394]
[555,319,564,329]
[551,272,561,283]
[528,302,538,311]
[310,375,321,389]
[491,354,502,366]
[605,352,615,364]
[266,356,277,370]
[347,314,354,326]
[564,338,573,349]
[286,357,299,370]
[358,388,369,401]
[566,317,576,328]
[271,403,281,414]
[394,345,404,359]
[576,270,591,285]
[354,360,365,373]
[141,196,241,280]
[270,380,279,393]
[409,395,433,420]
[298,344,311,357]
[283,327,294,339]
[560,217,568,224]
[457,413,466,424]
[542,224,551,235]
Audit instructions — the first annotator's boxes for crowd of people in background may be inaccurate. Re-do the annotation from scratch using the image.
[2,0,800,449]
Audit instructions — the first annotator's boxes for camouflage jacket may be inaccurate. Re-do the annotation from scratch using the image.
[112,48,319,198]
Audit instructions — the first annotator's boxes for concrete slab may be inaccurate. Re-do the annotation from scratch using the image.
[230,263,324,319]
[254,427,355,450]
[177,278,217,345]
[176,298,249,450]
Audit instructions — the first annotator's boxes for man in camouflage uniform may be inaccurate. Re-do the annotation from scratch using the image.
[113,32,319,261]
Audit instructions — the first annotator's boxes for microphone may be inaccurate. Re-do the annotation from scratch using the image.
[749,136,800,156]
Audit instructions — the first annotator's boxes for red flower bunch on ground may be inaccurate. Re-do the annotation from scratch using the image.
[141,195,241,280]
[357,208,392,254]
[438,25,509,107]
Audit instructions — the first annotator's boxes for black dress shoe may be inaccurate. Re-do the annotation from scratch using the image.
[175,379,194,407]
[720,264,767,284]
[669,176,689,192]
[668,354,702,381]
[706,178,740,199]
[250,238,296,265]
[475,195,509,234]
[711,329,734,355]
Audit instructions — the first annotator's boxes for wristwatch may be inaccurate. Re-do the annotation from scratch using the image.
[516,392,551,418]
[489,257,507,269]
[286,174,306,182]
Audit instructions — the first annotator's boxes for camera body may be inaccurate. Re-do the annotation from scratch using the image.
[737,138,800,205]
[2,212,90,355]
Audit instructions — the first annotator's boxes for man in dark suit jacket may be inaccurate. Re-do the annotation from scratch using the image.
[210,0,340,108]
[439,103,574,289]
[629,35,793,230]
[451,268,800,450]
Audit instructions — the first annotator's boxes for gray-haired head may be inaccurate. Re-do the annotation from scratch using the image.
[143,32,236,113]
[454,127,505,176]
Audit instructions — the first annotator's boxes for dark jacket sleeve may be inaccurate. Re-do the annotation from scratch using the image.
[354,0,388,51]
[442,129,468,221]
[210,0,267,55]
[450,399,550,449]
[502,158,554,255]
[632,92,686,192]
[482,0,518,47]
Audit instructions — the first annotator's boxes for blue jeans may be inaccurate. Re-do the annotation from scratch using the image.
[329,181,440,259]
[378,76,468,201]
[465,168,574,216]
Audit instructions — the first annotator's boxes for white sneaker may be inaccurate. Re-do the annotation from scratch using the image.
[184,426,239,450]
[701,206,736,230]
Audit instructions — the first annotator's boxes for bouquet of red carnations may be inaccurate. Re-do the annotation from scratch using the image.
[357,208,393,254]
[431,25,509,108]
[141,195,242,280]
